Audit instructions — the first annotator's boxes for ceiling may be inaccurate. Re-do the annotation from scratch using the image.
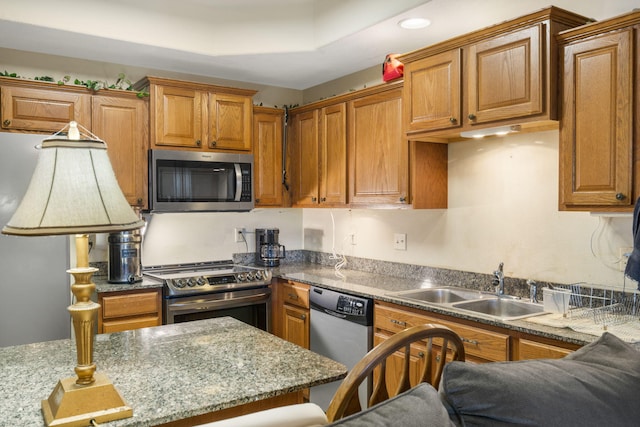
[0,0,631,90]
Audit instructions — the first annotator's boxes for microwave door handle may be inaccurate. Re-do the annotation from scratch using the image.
[234,163,242,201]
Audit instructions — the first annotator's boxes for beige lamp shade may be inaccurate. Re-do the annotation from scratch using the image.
[2,134,144,236]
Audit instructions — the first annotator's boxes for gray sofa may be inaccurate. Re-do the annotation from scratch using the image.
[329,332,640,426]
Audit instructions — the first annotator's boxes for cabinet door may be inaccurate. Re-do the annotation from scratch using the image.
[559,30,633,208]
[403,49,462,134]
[92,95,149,207]
[283,304,309,349]
[1,86,91,132]
[152,85,204,148]
[253,109,284,207]
[319,103,347,205]
[208,93,252,151]
[467,24,543,124]
[292,110,319,206]
[349,88,408,206]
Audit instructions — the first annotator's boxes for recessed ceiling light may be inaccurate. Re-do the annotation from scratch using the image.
[398,17,431,30]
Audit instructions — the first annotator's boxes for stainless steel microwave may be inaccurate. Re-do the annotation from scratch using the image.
[149,149,254,212]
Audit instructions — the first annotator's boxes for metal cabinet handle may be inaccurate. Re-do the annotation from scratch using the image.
[468,113,476,120]
[449,117,457,124]
[210,141,217,147]
[616,193,626,200]
[195,140,202,146]
[390,318,407,327]
[399,197,406,203]
[418,351,425,359]
[287,293,299,300]
[2,119,10,127]
[320,197,326,202]
[137,198,143,205]
[300,314,307,320]
[461,337,479,346]
[311,197,317,202]
[255,198,260,203]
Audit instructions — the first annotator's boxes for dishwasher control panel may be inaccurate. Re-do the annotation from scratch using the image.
[337,295,366,316]
[310,286,373,326]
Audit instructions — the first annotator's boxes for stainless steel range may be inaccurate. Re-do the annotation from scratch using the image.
[143,261,272,330]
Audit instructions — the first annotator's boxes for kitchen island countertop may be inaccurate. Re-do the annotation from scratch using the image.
[0,317,347,426]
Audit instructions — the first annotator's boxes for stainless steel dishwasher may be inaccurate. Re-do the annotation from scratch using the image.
[309,286,373,411]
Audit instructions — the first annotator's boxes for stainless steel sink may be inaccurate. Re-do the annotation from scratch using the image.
[452,298,545,320]
[391,287,488,304]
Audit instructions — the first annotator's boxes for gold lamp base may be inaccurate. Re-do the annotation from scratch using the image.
[42,372,133,427]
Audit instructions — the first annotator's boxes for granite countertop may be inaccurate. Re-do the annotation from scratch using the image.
[270,262,616,347]
[93,258,636,346]
[0,317,347,427]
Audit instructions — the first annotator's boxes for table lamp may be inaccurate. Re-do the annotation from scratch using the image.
[1,121,144,426]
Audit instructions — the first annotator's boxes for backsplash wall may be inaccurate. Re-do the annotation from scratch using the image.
[302,130,635,290]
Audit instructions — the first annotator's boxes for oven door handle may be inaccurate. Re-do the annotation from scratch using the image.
[168,292,270,311]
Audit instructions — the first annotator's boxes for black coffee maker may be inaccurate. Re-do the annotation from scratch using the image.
[255,228,285,267]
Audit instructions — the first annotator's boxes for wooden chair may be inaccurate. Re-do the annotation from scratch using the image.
[325,323,465,422]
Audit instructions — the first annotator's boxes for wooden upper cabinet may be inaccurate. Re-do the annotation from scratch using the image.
[134,76,256,152]
[92,95,149,208]
[152,85,204,149]
[349,87,408,207]
[399,7,591,142]
[467,24,542,125]
[290,103,347,207]
[291,109,320,206]
[558,25,635,210]
[253,106,284,207]
[208,93,252,151]
[1,85,91,132]
[403,48,462,135]
[319,103,347,206]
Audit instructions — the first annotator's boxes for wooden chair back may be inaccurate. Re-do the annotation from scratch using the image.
[325,323,465,422]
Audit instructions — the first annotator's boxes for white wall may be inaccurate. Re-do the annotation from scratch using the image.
[303,130,635,289]
[141,209,303,266]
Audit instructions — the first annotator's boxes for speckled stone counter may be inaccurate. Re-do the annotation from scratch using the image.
[0,317,347,426]
[268,261,633,347]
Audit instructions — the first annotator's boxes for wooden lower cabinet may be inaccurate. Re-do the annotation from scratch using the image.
[272,279,310,349]
[375,301,509,363]
[374,300,577,367]
[97,288,162,333]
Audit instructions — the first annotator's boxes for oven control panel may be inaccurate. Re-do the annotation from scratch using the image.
[154,267,272,297]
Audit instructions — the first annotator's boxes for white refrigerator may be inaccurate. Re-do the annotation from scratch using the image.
[0,132,70,347]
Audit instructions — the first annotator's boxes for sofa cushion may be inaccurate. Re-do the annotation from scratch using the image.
[439,332,640,426]
[328,382,455,427]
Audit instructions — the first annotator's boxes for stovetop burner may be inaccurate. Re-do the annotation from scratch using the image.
[143,260,272,298]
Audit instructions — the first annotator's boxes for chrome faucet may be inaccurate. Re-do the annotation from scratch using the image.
[492,262,504,296]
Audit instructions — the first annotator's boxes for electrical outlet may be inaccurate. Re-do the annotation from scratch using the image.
[619,247,633,271]
[393,233,407,250]
[350,233,357,245]
[234,228,245,243]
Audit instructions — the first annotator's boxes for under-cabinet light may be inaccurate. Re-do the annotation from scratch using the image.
[460,125,521,139]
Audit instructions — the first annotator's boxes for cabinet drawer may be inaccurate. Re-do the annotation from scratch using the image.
[375,303,509,362]
[281,281,310,309]
[375,303,433,333]
[102,316,161,334]
[101,291,161,319]
[517,338,573,360]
